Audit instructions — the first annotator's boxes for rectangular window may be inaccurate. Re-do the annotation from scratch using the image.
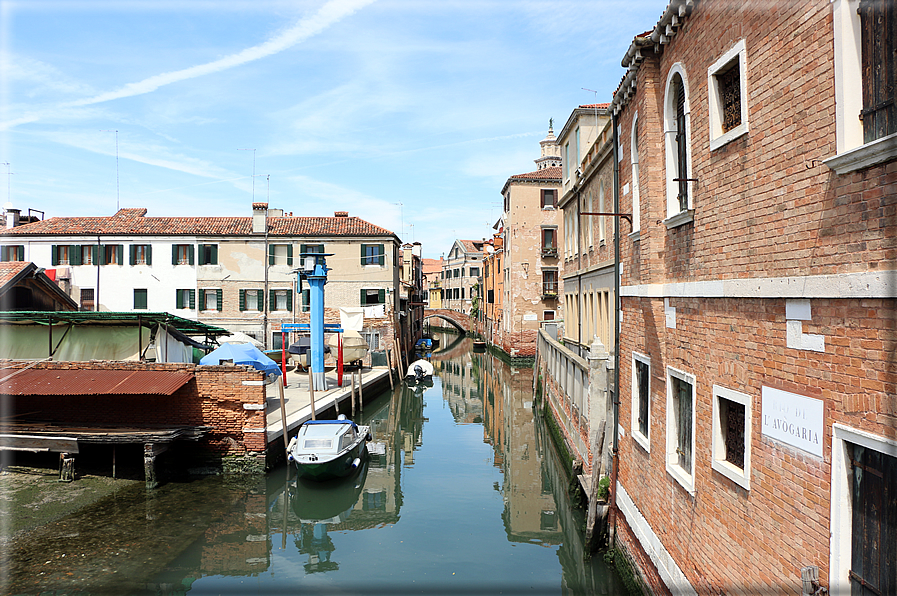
[541,189,558,209]
[52,245,80,265]
[82,245,96,265]
[361,244,385,266]
[708,40,749,150]
[133,289,148,310]
[542,228,557,255]
[239,289,263,312]
[301,289,310,312]
[198,244,218,266]
[849,443,897,595]
[542,270,558,296]
[487,289,494,304]
[270,288,292,311]
[300,244,325,268]
[198,288,222,311]
[712,385,752,490]
[80,288,95,311]
[469,267,480,277]
[0,245,24,262]
[666,367,696,493]
[269,244,293,266]
[543,310,555,321]
[860,0,897,143]
[129,244,152,265]
[102,244,124,265]
[360,288,385,306]
[632,354,651,451]
[360,330,380,350]
[173,244,194,266]
[176,289,196,310]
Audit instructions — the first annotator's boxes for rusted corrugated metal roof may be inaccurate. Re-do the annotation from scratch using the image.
[0,369,194,396]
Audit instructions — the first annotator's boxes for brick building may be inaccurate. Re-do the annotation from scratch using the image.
[441,239,485,315]
[491,124,563,359]
[606,0,897,594]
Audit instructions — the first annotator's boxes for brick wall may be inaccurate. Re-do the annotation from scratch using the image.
[4,360,268,457]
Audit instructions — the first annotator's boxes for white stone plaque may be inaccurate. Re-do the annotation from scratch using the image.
[523,313,538,321]
[761,386,824,457]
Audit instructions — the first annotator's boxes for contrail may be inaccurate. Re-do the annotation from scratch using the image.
[2,0,376,128]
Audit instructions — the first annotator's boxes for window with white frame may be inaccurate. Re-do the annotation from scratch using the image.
[271,288,292,311]
[831,425,897,594]
[630,113,641,234]
[708,40,749,150]
[239,289,263,312]
[631,353,651,452]
[664,65,694,223]
[199,288,222,311]
[711,385,751,490]
[172,244,193,265]
[828,0,897,173]
[0,245,24,262]
[666,366,696,492]
[269,244,292,266]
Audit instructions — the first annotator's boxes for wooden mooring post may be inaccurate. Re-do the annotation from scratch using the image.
[585,420,608,549]
[386,348,395,390]
[144,443,169,490]
[307,366,317,420]
[58,453,75,482]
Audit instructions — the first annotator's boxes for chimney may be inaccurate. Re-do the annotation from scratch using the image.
[5,207,20,229]
[334,211,349,217]
[252,202,268,234]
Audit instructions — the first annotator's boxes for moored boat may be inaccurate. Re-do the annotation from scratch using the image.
[287,415,371,481]
[405,358,434,385]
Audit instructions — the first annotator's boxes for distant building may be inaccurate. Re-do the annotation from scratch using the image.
[492,124,563,359]
[0,205,402,360]
[441,239,485,315]
[421,257,442,308]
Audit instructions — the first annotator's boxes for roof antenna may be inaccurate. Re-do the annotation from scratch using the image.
[101,130,119,211]
[239,148,256,201]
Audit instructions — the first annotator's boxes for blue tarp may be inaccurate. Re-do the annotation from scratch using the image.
[200,343,282,376]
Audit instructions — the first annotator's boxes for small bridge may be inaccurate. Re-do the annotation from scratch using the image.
[423,308,471,334]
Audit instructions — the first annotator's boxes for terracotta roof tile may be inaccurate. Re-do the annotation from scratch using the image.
[508,165,562,181]
[0,261,31,286]
[0,211,395,238]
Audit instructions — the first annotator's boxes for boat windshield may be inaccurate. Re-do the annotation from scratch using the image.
[304,439,332,449]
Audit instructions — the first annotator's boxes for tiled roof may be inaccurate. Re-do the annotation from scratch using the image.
[0,261,31,286]
[0,209,396,238]
[421,258,443,274]
[459,239,485,254]
[508,166,562,181]
[580,103,611,109]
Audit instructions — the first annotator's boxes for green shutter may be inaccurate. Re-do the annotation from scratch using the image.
[360,244,366,265]
[175,289,182,309]
[378,244,384,266]
[92,245,100,265]
[17,246,23,261]
[360,289,366,306]
[269,244,275,266]
[210,244,217,265]
[71,246,82,266]
[189,289,196,310]
[300,244,308,255]
[216,289,223,311]
[286,289,293,312]
[239,289,246,311]
[116,245,123,265]
[198,289,205,310]
[257,290,264,310]
[129,245,136,265]
[146,245,152,266]
[188,244,194,265]
[51,245,59,266]
[172,245,178,265]
[287,244,293,266]
[378,289,385,304]
[269,289,275,310]
[197,244,205,265]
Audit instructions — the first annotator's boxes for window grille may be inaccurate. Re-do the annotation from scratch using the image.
[718,64,742,132]
[722,398,745,469]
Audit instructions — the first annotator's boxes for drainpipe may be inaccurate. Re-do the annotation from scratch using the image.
[263,212,269,350]
[96,235,101,312]
[609,111,622,544]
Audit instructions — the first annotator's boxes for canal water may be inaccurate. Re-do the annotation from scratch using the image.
[2,334,627,595]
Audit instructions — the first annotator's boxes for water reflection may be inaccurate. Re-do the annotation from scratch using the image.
[3,333,624,595]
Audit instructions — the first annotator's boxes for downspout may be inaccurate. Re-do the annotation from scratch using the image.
[96,235,101,311]
[263,211,269,350]
[576,184,582,355]
[609,110,622,544]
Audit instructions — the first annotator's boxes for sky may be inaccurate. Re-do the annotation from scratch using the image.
[0,0,663,259]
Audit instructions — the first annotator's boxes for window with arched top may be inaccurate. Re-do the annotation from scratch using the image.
[664,65,693,225]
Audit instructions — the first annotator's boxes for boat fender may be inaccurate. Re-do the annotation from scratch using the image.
[366,432,372,442]
[351,458,361,470]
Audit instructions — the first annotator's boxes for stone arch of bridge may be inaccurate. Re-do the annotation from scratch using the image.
[423,309,469,334]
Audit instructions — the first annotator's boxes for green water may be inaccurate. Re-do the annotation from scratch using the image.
[1,336,626,595]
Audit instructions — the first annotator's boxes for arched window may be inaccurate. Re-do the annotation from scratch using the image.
[664,65,693,222]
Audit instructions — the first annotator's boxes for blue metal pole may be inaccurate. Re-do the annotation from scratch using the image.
[308,261,328,391]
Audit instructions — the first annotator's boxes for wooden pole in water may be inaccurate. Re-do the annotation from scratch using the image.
[307,366,316,420]
[585,420,607,548]
[351,369,357,417]
[278,375,289,452]
[386,348,395,390]
[358,367,364,411]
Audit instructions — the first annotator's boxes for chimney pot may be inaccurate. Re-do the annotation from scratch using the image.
[334,211,349,217]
